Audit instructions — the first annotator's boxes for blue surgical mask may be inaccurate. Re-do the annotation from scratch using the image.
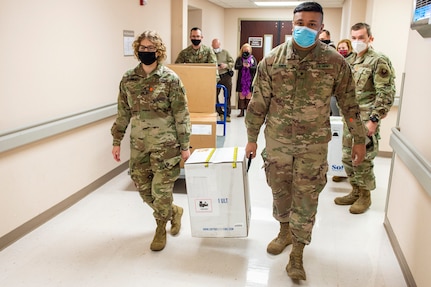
[293,26,318,48]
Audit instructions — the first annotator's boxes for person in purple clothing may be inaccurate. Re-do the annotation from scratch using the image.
[234,43,257,117]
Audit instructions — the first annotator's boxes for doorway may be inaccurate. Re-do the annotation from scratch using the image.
[240,20,293,61]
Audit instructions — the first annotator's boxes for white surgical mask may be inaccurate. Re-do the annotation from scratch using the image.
[352,40,368,54]
[213,48,221,53]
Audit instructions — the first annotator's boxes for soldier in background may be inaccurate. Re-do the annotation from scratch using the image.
[212,38,234,122]
[245,2,366,281]
[111,30,191,252]
[334,23,396,214]
[175,27,217,64]
[318,29,336,48]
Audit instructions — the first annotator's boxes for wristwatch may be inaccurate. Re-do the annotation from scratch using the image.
[369,115,379,123]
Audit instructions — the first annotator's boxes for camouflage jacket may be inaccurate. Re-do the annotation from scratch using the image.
[111,64,191,151]
[175,44,217,64]
[215,49,235,75]
[347,47,395,122]
[246,40,366,146]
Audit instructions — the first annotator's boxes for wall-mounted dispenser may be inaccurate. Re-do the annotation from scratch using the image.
[411,0,431,37]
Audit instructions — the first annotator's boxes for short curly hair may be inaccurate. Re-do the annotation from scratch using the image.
[133,30,167,63]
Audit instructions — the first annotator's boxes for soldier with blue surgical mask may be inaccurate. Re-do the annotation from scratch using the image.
[245,2,367,281]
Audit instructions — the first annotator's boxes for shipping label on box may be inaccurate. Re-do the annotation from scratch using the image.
[184,147,251,238]
[327,116,347,176]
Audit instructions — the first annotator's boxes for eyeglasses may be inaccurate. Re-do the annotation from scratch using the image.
[138,45,157,52]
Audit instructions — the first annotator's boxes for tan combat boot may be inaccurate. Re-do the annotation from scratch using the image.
[170,204,183,236]
[267,222,292,255]
[349,189,371,214]
[150,219,167,251]
[334,186,360,205]
[286,240,306,281]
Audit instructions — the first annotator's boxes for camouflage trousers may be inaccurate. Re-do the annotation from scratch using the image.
[263,137,328,245]
[342,129,378,191]
[129,145,181,221]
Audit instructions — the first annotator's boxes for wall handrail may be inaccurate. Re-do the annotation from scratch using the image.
[390,127,431,197]
[0,103,117,153]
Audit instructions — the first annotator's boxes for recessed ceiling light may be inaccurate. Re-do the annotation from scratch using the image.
[254,1,304,7]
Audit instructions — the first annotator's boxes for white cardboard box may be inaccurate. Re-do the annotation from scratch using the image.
[327,116,347,176]
[184,147,251,237]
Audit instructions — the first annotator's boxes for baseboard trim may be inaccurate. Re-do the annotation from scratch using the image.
[378,151,393,158]
[0,162,129,251]
[383,216,417,287]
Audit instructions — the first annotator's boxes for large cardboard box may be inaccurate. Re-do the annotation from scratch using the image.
[327,116,347,176]
[189,113,217,152]
[180,113,217,168]
[184,147,251,237]
[167,64,217,113]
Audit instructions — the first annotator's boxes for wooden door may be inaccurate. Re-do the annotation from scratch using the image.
[240,20,293,62]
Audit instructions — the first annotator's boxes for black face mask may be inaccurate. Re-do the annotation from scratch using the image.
[242,52,250,58]
[321,39,331,45]
[138,51,157,65]
[191,39,201,46]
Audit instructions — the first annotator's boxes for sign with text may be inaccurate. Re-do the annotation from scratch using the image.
[248,37,263,48]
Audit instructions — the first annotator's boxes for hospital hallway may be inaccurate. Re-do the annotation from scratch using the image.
[0,111,407,287]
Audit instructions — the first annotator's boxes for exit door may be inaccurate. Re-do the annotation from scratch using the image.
[240,20,293,62]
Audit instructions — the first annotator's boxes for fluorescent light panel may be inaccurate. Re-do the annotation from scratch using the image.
[254,1,304,7]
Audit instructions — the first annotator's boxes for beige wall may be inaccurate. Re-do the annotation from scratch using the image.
[0,0,173,131]
[2,2,430,286]
[338,0,410,154]
[186,0,225,49]
[0,0,172,239]
[386,25,431,287]
[0,0,225,242]
[387,157,431,287]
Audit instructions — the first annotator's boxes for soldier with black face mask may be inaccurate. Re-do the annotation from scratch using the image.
[112,30,191,252]
[319,29,336,49]
[175,27,217,64]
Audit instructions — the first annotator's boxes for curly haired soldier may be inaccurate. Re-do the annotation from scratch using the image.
[111,30,191,251]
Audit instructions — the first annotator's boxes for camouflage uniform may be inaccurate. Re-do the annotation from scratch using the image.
[174,44,217,64]
[111,63,191,221]
[215,49,234,117]
[342,48,395,191]
[246,40,366,244]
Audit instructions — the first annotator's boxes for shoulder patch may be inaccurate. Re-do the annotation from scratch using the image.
[378,64,390,78]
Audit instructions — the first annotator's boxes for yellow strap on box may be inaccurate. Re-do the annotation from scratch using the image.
[232,146,238,168]
[204,148,216,167]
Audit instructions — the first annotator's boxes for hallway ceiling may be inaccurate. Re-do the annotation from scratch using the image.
[207,0,345,8]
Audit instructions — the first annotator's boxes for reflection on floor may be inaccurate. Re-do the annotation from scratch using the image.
[0,111,407,286]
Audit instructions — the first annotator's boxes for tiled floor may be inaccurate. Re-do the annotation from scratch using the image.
[0,112,407,286]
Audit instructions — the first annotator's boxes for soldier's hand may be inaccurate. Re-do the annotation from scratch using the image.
[181,149,191,162]
[246,142,257,159]
[112,146,121,162]
[351,144,366,166]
